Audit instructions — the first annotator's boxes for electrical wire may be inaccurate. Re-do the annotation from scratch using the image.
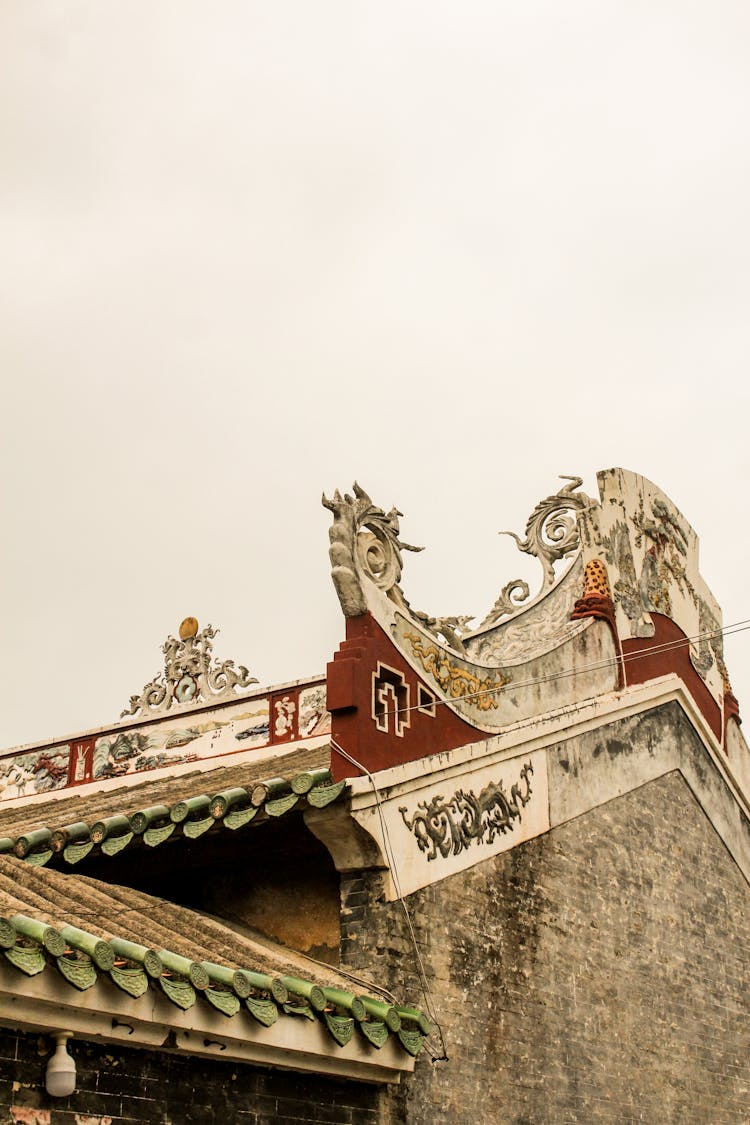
[331,737,449,1064]
[379,616,750,722]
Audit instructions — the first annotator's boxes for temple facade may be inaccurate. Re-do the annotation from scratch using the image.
[0,468,748,1124]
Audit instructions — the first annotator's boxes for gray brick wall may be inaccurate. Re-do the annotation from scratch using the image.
[0,1031,381,1125]
[342,768,750,1124]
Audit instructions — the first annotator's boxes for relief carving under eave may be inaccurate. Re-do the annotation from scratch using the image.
[399,760,534,861]
[121,618,258,718]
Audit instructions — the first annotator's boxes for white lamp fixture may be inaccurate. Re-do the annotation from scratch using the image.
[45,1031,76,1098]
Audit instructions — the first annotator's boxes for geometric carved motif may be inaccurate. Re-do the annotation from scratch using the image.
[372,662,410,738]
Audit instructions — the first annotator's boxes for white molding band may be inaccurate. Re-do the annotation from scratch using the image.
[0,964,413,1086]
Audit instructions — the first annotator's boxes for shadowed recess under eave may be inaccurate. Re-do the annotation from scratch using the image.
[0,856,428,1057]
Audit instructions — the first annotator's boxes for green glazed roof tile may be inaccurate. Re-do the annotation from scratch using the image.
[101,832,134,856]
[0,757,348,870]
[56,953,97,991]
[397,1027,425,1057]
[307,779,347,808]
[245,995,278,1027]
[110,964,149,998]
[182,816,214,839]
[265,792,300,817]
[52,823,90,852]
[64,840,95,865]
[144,823,177,848]
[360,1020,389,1049]
[26,850,53,867]
[130,805,170,835]
[14,829,52,859]
[5,943,46,975]
[223,807,258,831]
[205,988,241,1017]
[159,975,196,1009]
[0,880,429,1060]
[323,1012,355,1047]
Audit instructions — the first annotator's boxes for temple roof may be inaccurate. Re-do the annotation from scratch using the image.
[0,746,344,868]
[0,856,427,1059]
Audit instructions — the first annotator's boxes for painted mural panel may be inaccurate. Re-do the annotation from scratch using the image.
[0,680,329,802]
[0,746,70,801]
[298,684,331,737]
[271,692,297,743]
[93,699,271,780]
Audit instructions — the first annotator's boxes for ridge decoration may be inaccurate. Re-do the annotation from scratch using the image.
[478,476,595,629]
[403,631,509,710]
[322,483,424,617]
[399,761,534,860]
[322,483,474,652]
[121,619,257,718]
[322,476,595,656]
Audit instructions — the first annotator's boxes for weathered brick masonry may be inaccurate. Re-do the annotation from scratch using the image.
[0,1030,381,1125]
[342,773,750,1124]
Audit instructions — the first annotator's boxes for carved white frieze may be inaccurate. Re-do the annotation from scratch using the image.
[465,556,588,665]
[350,747,549,898]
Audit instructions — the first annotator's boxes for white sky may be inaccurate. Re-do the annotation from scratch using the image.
[2,2,750,749]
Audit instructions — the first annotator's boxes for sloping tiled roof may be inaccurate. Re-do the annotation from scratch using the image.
[0,857,428,1057]
[0,745,346,868]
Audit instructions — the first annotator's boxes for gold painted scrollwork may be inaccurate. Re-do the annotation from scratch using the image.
[403,631,508,711]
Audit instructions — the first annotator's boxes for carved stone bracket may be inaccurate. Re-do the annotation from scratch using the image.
[121,618,257,718]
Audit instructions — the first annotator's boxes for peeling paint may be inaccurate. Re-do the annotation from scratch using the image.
[10,1108,51,1125]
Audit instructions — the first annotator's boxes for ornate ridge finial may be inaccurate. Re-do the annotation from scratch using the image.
[121,620,258,719]
[322,476,594,654]
[322,483,423,617]
[478,475,595,630]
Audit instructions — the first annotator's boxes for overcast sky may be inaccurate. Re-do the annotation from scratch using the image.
[2,2,750,749]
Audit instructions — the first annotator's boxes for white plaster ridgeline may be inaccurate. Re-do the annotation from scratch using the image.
[392,611,619,733]
[0,678,330,808]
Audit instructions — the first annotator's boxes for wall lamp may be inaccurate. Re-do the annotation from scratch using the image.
[45,1031,76,1098]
